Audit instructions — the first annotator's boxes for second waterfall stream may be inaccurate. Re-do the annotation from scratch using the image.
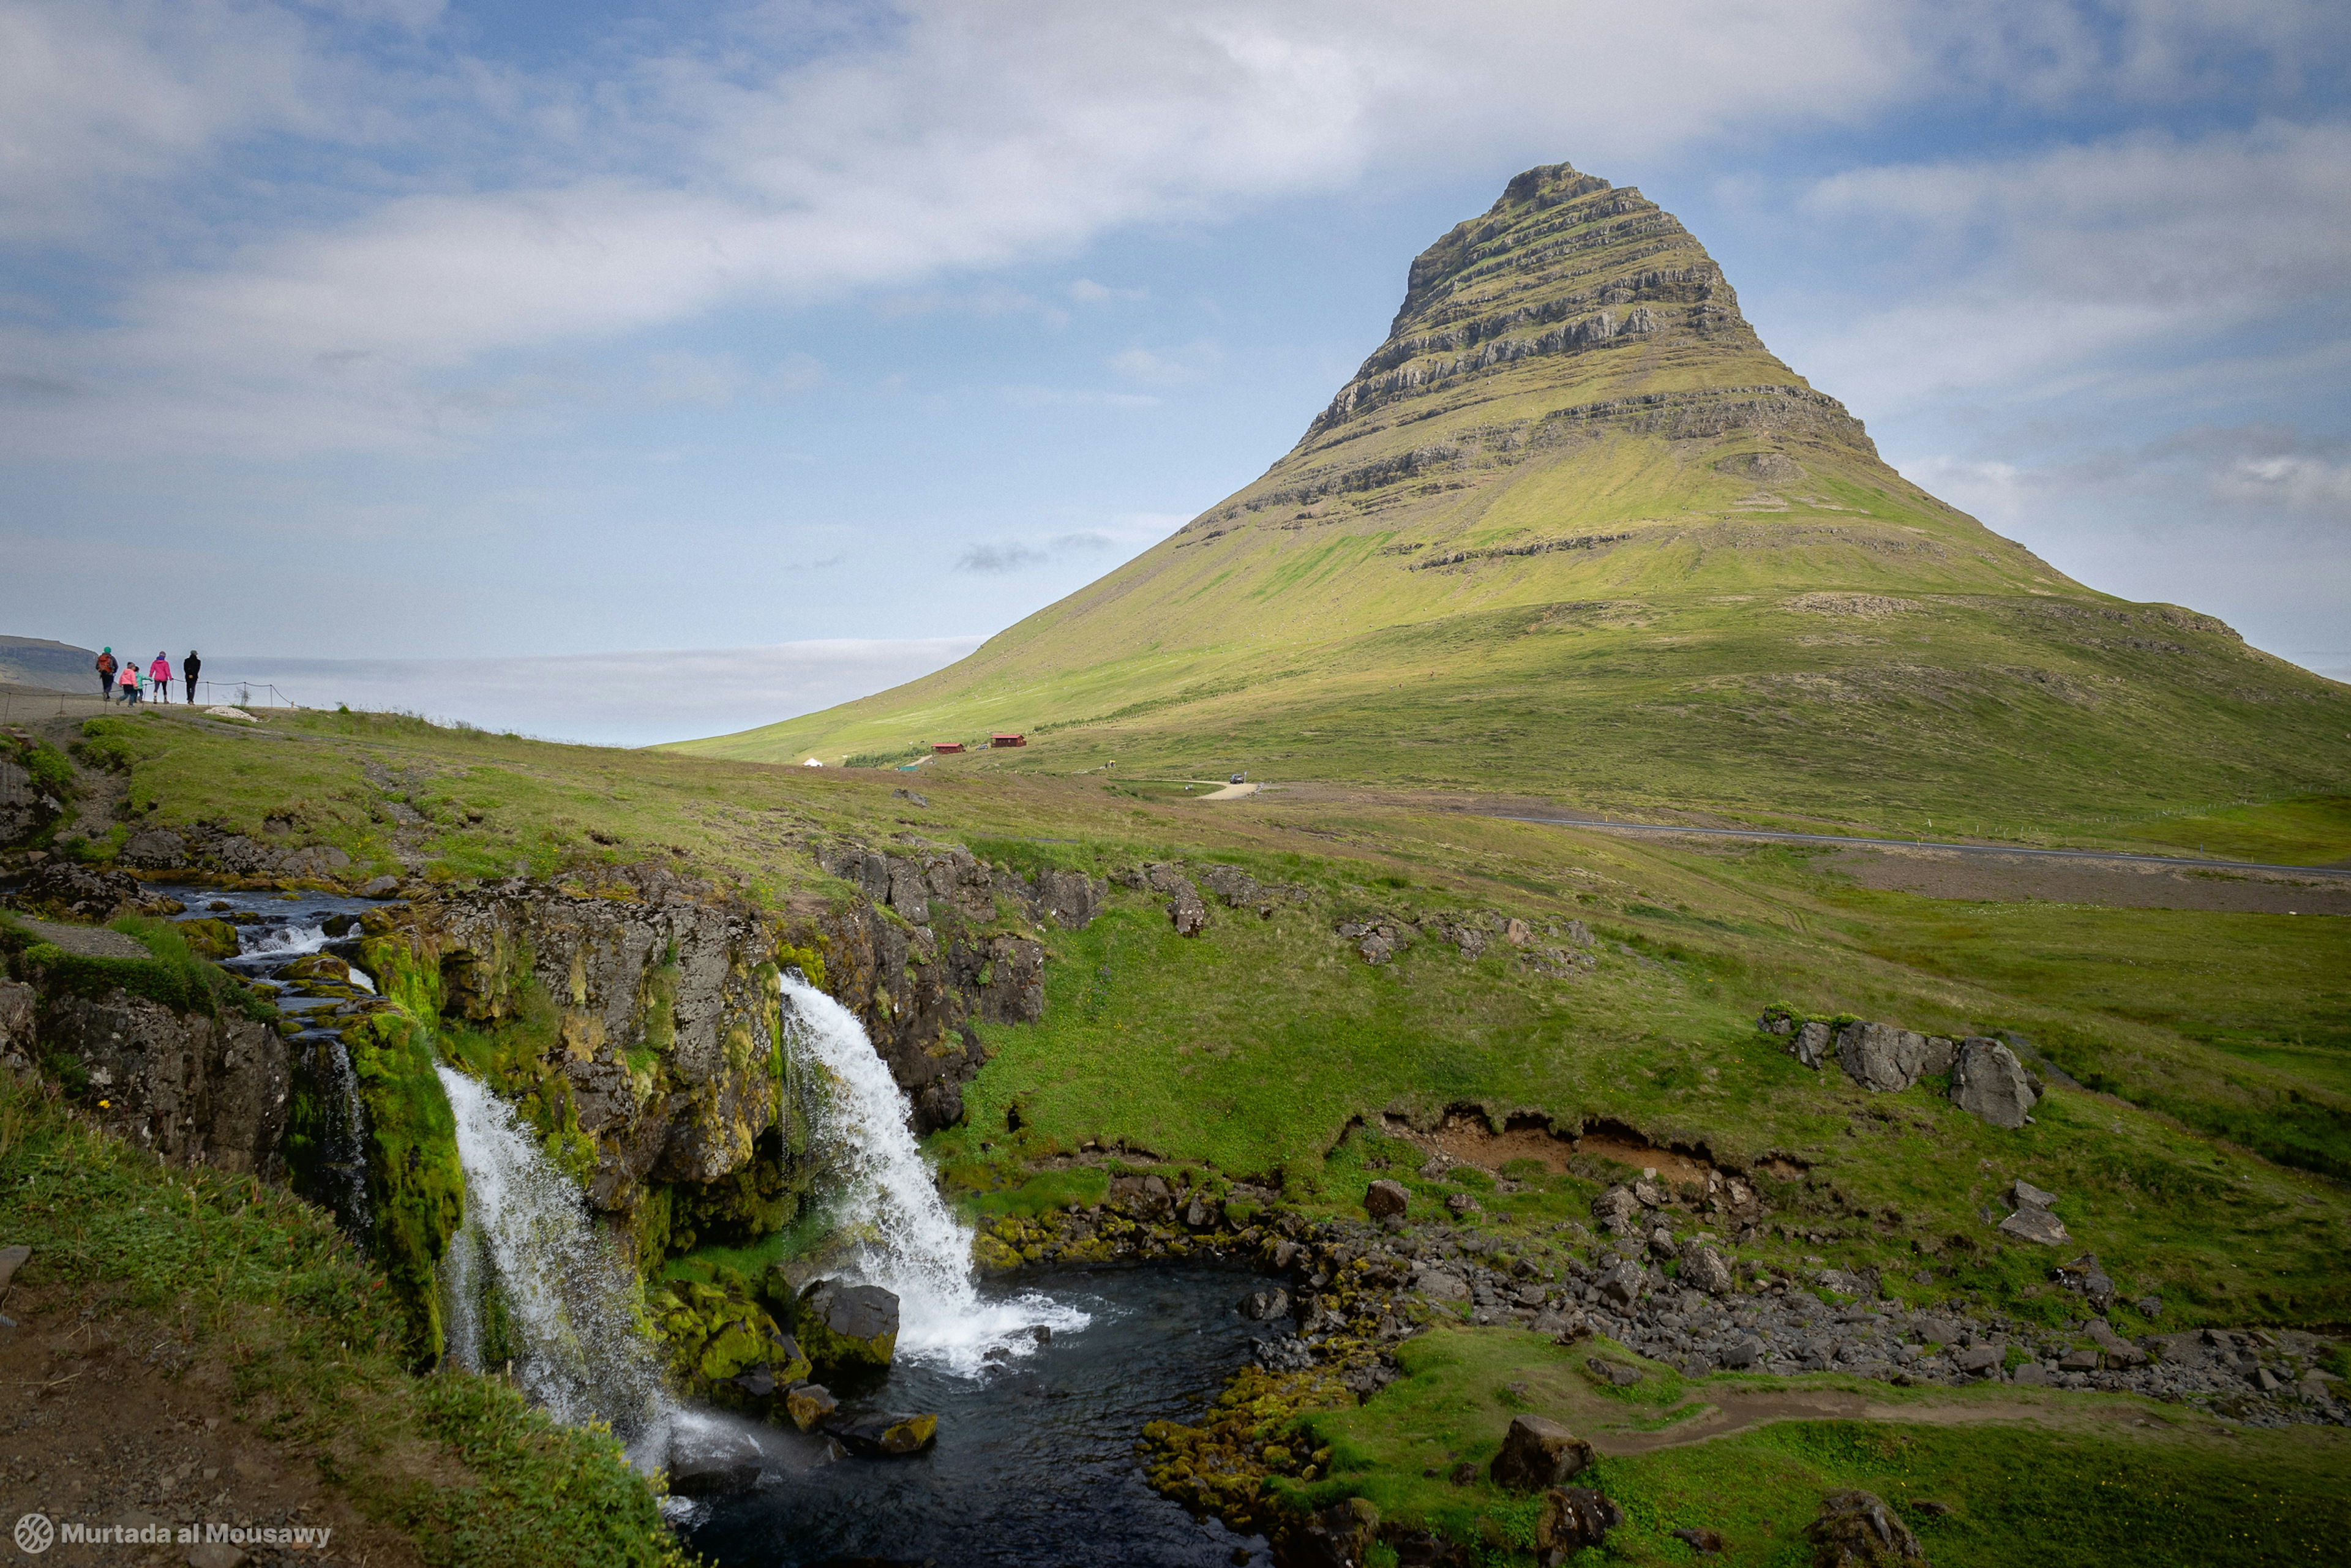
[779,973,1086,1371]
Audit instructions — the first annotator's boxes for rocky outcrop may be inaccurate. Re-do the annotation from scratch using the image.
[10,860,148,922]
[1951,1037,2038,1128]
[1835,1022,1955,1093]
[30,989,288,1174]
[1761,1010,2038,1127]
[0,751,66,846]
[1488,1414,1593,1492]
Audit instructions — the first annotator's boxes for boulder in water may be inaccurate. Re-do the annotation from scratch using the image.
[792,1279,901,1374]
[828,1411,937,1456]
[665,1422,767,1496]
[784,1381,839,1431]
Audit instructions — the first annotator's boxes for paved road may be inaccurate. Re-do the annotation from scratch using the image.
[1488,813,2351,880]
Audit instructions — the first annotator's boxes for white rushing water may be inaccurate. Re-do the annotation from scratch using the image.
[437,1065,675,1453]
[238,921,331,959]
[780,974,1087,1374]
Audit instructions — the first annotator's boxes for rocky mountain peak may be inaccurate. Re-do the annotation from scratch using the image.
[1313,160,1768,442]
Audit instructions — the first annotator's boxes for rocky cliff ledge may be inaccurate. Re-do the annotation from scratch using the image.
[5,835,1104,1362]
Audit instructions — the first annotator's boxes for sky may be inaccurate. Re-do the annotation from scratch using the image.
[2,0,2346,745]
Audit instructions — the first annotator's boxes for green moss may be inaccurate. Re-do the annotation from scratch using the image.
[342,1010,465,1362]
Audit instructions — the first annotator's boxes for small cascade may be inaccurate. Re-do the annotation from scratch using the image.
[303,1038,373,1237]
[780,975,1086,1373]
[437,1065,674,1449]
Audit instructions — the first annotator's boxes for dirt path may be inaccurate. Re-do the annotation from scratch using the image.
[1588,1386,2147,1455]
[1200,781,1260,800]
[0,1277,424,1568]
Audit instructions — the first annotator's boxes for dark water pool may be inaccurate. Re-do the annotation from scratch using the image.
[683,1266,1278,1568]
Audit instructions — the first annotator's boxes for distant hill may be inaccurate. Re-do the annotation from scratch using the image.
[0,634,103,693]
[673,162,2351,831]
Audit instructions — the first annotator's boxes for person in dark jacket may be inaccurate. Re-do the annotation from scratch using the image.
[96,647,117,699]
[184,650,201,704]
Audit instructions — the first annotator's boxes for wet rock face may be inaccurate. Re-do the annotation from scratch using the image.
[31,990,287,1176]
[0,755,63,846]
[12,861,146,923]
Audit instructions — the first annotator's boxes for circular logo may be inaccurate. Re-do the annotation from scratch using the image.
[12,1515,51,1555]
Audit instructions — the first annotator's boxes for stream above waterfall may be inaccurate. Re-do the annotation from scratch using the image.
[680,1264,1279,1568]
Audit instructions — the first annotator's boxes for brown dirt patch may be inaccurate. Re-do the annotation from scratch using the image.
[1379,1113,1715,1185]
[1826,847,2351,915]
[0,1280,425,1568]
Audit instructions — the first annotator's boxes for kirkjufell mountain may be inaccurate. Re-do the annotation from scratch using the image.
[679,163,2350,827]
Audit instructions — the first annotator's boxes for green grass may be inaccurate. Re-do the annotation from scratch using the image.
[1291,1326,2350,1565]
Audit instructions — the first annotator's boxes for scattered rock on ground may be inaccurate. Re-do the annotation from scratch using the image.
[1537,1486,1625,1557]
[1805,1490,1925,1566]
[1489,1414,1594,1492]
[1680,1243,1734,1296]
[1997,1205,2069,1247]
[1951,1037,2037,1128]
[1364,1179,1409,1218]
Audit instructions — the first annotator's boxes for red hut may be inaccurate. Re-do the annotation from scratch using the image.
[931,741,966,754]
[989,732,1027,748]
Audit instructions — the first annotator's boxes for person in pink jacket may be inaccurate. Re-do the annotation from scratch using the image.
[117,658,140,704]
[148,652,173,703]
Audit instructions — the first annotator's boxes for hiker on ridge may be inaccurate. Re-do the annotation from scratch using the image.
[148,651,172,703]
[95,647,116,699]
[184,650,200,704]
[116,655,140,704]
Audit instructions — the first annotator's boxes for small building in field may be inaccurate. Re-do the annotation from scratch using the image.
[989,732,1027,748]
[931,741,966,754]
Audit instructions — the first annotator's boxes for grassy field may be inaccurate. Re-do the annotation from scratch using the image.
[1292,1326,2349,1566]
[13,698,2349,1562]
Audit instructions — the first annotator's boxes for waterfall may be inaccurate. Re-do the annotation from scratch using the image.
[436,1065,674,1450]
[306,1039,373,1237]
[780,975,1086,1373]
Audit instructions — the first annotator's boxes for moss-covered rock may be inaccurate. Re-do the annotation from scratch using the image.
[790,1278,900,1375]
[649,1275,811,1411]
[176,917,239,961]
[340,1009,464,1363]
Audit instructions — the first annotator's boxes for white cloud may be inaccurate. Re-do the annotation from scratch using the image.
[1108,340,1224,385]
[10,0,2197,461]
[1791,120,2351,413]
[1068,277,1146,305]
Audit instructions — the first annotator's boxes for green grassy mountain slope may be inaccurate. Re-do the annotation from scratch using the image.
[675,162,2351,835]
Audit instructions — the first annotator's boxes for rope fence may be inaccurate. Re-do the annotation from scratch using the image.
[0,678,302,727]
